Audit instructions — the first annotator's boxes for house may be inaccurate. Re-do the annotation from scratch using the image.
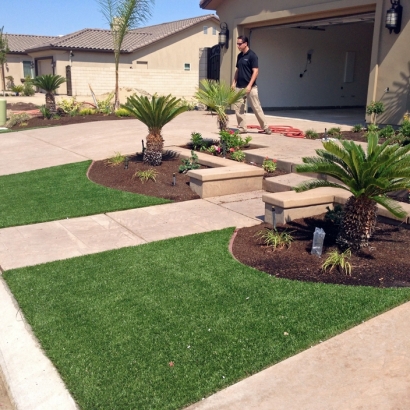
[200,0,410,125]
[2,15,220,98]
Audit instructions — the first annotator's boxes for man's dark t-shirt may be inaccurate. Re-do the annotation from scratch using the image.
[236,49,258,88]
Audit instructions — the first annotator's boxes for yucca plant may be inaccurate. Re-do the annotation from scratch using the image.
[32,74,66,113]
[121,94,188,166]
[195,79,246,131]
[294,132,410,251]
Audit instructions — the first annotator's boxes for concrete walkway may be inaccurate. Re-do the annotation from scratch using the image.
[1,109,409,410]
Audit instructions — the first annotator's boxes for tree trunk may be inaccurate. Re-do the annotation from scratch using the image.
[0,62,5,96]
[46,92,56,113]
[337,195,378,251]
[143,132,163,166]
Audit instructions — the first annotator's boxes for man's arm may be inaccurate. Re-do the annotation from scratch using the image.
[246,68,259,93]
[231,68,238,88]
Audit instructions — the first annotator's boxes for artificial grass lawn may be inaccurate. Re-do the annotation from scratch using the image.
[0,161,169,228]
[4,228,410,410]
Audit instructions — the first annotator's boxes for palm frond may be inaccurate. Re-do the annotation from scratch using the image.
[293,179,348,193]
[32,74,66,92]
[372,195,407,219]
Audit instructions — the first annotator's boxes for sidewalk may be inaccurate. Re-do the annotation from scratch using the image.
[1,111,409,410]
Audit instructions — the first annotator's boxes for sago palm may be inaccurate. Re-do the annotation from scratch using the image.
[32,74,66,113]
[122,94,188,166]
[195,79,246,131]
[294,132,410,251]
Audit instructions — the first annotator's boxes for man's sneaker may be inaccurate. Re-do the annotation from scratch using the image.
[237,128,247,134]
[264,127,272,135]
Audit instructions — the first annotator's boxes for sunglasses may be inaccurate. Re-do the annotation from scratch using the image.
[236,42,244,46]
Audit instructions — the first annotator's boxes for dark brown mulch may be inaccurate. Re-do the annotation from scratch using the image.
[88,152,410,288]
[232,217,410,288]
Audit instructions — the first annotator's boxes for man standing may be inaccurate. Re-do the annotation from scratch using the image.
[231,35,271,135]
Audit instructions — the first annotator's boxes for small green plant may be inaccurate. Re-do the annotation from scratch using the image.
[366,123,379,133]
[58,97,81,116]
[379,125,395,139]
[105,152,126,167]
[22,76,35,96]
[262,157,277,173]
[133,169,158,183]
[219,129,251,150]
[255,228,293,251]
[96,92,114,114]
[231,150,246,162]
[327,127,342,138]
[324,204,343,225]
[206,145,218,155]
[5,112,31,128]
[304,129,319,139]
[386,132,404,145]
[79,108,97,116]
[39,105,52,119]
[177,97,196,111]
[322,249,352,275]
[351,124,364,133]
[190,132,205,150]
[179,150,200,173]
[11,84,24,95]
[399,119,410,139]
[366,101,385,124]
[115,108,132,117]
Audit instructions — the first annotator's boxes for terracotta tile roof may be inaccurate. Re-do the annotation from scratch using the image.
[6,34,58,54]
[14,14,218,54]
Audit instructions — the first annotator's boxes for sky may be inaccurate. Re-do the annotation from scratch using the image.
[1,0,216,36]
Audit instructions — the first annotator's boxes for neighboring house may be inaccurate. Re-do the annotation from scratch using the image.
[3,15,220,98]
[200,0,410,125]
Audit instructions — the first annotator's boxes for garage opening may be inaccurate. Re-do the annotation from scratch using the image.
[249,12,375,123]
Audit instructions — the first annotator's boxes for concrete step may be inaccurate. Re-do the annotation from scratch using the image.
[263,173,316,192]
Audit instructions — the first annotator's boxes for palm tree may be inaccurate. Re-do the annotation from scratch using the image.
[294,132,410,251]
[121,94,188,166]
[98,0,153,110]
[195,79,246,131]
[32,74,66,113]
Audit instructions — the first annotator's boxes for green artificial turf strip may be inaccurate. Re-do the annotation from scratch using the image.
[4,228,410,410]
[0,161,169,228]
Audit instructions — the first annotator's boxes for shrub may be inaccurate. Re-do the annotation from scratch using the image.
[179,151,200,173]
[105,152,126,167]
[11,85,24,94]
[351,124,364,133]
[399,119,410,139]
[327,127,342,138]
[22,76,35,96]
[304,129,319,139]
[39,105,52,119]
[366,123,379,133]
[133,169,158,183]
[79,108,97,116]
[262,157,277,173]
[5,112,31,128]
[379,125,395,139]
[219,129,251,150]
[190,132,205,150]
[322,249,352,275]
[58,97,81,116]
[96,92,114,114]
[115,108,132,117]
[231,150,246,162]
[255,228,293,251]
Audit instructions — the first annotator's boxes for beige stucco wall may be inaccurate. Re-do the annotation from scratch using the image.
[50,20,219,97]
[206,0,409,125]
[1,54,34,90]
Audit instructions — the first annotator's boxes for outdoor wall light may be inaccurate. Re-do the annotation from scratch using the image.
[69,50,74,57]
[218,22,229,49]
[51,61,56,68]
[386,0,402,34]
[30,61,35,69]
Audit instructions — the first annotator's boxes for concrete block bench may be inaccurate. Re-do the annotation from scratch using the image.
[263,188,410,226]
[168,146,265,198]
[188,165,265,198]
